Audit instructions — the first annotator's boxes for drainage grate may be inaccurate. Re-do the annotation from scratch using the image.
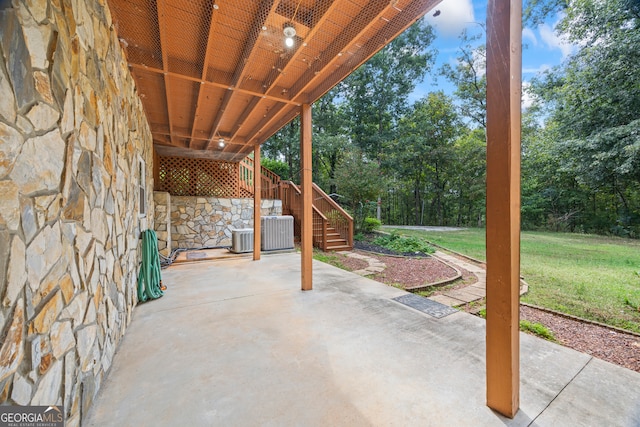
[392,294,458,319]
[186,252,207,260]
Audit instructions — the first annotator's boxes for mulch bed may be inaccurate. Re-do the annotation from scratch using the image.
[339,256,369,271]
[374,256,456,287]
[520,305,640,373]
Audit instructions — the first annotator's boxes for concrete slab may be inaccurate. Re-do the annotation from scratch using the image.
[533,357,640,426]
[85,253,640,427]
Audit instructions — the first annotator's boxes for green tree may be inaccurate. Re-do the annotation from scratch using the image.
[523,0,567,25]
[262,119,300,181]
[333,151,385,231]
[387,92,461,225]
[312,90,349,192]
[449,128,486,226]
[340,20,437,158]
[439,30,487,129]
[531,0,640,235]
[260,158,290,180]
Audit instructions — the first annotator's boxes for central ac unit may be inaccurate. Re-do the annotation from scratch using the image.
[230,228,253,253]
[261,215,294,251]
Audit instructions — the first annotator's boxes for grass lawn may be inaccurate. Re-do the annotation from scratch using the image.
[385,227,640,333]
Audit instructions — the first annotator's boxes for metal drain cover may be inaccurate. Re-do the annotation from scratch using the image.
[186,252,207,260]
[392,294,458,318]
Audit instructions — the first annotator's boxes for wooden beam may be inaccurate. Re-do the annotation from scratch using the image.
[128,64,300,106]
[229,97,262,141]
[305,0,440,103]
[241,0,392,141]
[288,0,394,100]
[243,103,288,146]
[156,0,176,146]
[261,0,337,95]
[206,0,279,148]
[229,1,336,141]
[485,0,522,419]
[250,108,300,147]
[153,147,159,190]
[300,104,312,291]
[189,4,221,148]
[153,130,247,145]
[253,145,262,261]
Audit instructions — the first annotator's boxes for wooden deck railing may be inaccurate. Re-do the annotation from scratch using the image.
[312,183,353,248]
[239,157,281,199]
[237,160,353,250]
[280,181,353,250]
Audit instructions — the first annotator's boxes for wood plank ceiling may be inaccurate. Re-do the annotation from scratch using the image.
[107,0,439,162]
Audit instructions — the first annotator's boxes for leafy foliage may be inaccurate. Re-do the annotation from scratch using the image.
[341,20,437,159]
[362,217,382,233]
[528,0,640,236]
[439,30,487,128]
[372,232,435,254]
[333,151,385,231]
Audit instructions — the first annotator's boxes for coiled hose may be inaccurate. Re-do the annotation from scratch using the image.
[137,229,164,302]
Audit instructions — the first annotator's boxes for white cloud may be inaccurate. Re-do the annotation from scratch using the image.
[522,28,538,47]
[471,49,486,77]
[522,81,535,110]
[539,22,576,60]
[424,0,475,38]
[522,64,551,74]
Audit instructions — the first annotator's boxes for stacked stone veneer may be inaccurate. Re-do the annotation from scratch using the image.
[153,192,171,257]
[0,1,154,425]
[153,192,282,250]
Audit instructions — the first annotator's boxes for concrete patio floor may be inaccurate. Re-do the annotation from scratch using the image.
[86,253,640,426]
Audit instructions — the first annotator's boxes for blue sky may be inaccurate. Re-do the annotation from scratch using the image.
[412,0,576,107]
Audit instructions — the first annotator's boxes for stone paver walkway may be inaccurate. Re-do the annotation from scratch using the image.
[431,251,527,307]
[430,251,488,307]
[337,251,386,276]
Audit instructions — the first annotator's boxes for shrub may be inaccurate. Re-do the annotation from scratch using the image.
[373,233,435,254]
[362,217,382,233]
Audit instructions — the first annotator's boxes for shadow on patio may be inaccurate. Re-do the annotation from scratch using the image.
[86,253,640,426]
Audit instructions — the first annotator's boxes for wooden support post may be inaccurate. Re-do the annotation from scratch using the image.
[486,0,522,418]
[153,148,159,189]
[300,104,313,291]
[253,145,262,261]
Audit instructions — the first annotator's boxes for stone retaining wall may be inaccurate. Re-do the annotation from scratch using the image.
[164,194,282,249]
[0,1,153,425]
[153,192,171,256]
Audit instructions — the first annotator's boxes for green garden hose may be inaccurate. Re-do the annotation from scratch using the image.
[137,229,164,302]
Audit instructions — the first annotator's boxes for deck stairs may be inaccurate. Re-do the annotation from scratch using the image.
[238,159,353,251]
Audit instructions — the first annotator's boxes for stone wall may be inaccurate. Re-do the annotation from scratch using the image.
[167,195,282,249]
[153,192,171,257]
[0,1,154,425]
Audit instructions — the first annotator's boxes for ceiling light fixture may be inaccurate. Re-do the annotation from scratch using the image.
[218,138,225,148]
[283,23,296,48]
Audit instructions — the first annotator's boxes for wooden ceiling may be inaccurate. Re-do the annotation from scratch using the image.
[107,0,439,162]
